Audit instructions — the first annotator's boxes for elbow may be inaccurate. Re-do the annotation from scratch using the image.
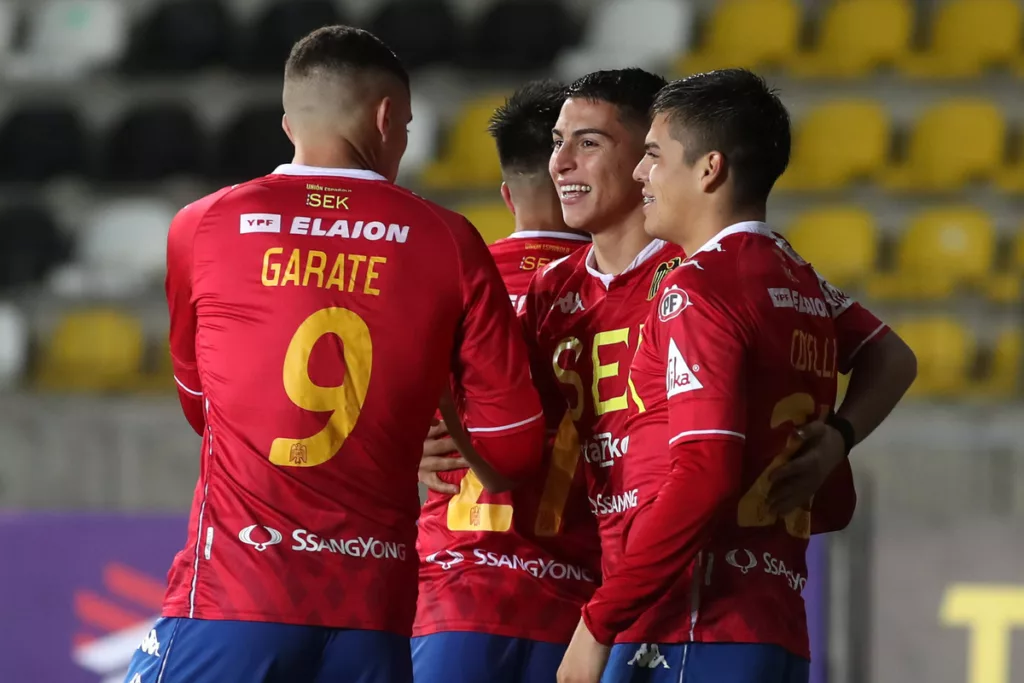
[471,420,545,493]
[888,332,918,394]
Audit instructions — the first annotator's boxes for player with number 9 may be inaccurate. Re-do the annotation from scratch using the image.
[125,26,545,683]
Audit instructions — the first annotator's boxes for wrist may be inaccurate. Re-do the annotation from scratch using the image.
[826,412,856,456]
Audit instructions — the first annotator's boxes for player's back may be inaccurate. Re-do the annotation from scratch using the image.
[487,230,590,312]
[163,165,534,635]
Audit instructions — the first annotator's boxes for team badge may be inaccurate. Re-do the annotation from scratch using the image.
[647,256,683,300]
[658,285,691,322]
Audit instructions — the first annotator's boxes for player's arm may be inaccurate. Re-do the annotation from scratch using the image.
[449,219,545,492]
[166,200,206,436]
[581,288,748,645]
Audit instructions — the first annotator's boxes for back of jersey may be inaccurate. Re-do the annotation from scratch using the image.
[487,230,590,312]
[162,166,540,635]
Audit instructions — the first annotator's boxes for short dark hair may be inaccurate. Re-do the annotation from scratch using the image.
[653,69,791,206]
[285,25,409,88]
[488,80,567,174]
[566,68,668,128]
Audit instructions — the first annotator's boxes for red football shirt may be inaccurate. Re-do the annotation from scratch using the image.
[414,228,595,643]
[521,239,687,578]
[583,222,889,658]
[162,164,543,635]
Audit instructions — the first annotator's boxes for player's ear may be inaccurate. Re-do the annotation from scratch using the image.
[700,151,727,194]
[281,114,294,145]
[375,96,393,142]
[500,182,515,215]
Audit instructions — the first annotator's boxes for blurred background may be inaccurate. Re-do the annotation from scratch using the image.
[0,0,1020,681]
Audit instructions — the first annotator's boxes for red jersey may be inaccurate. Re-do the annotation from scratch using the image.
[582,222,889,658]
[414,228,595,643]
[521,239,687,578]
[488,230,590,314]
[163,164,543,636]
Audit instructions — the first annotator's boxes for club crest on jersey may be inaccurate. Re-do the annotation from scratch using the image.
[238,525,283,552]
[658,285,690,323]
[289,443,308,464]
[647,256,683,300]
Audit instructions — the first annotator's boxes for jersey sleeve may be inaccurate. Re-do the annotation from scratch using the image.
[519,271,571,432]
[450,219,544,478]
[166,199,208,436]
[816,274,889,374]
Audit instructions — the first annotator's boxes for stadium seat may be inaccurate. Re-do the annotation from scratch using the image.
[400,96,440,179]
[17,0,127,78]
[976,328,1021,398]
[122,0,230,74]
[789,0,911,78]
[777,100,890,191]
[420,94,507,190]
[370,0,460,70]
[785,207,878,288]
[0,104,86,182]
[37,309,145,392]
[893,317,973,398]
[216,105,293,182]
[0,303,27,389]
[883,100,1006,192]
[868,207,995,300]
[239,0,344,73]
[676,0,800,75]
[463,0,572,71]
[901,0,1021,78]
[102,104,205,181]
[459,202,514,245]
[80,199,174,284]
[0,204,70,290]
[556,0,694,79]
[985,229,1024,302]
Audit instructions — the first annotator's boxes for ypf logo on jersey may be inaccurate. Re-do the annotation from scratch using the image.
[666,338,703,398]
[238,525,283,552]
[239,213,282,234]
[425,549,465,571]
[658,285,690,323]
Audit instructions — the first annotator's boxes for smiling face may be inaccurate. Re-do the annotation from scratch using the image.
[633,112,703,242]
[549,98,647,234]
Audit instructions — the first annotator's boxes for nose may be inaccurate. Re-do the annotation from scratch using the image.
[633,155,651,184]
[550,142,574,177]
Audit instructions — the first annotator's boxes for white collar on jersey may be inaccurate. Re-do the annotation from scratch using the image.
[505,230,591,242]
[273,164,387,182]
[687,220,775,259]
[584,238,667,289]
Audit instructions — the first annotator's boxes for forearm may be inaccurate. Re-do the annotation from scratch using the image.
[582,439,742,644]
[838,333,917,446]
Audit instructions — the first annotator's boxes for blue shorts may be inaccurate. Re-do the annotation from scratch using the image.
[602,642,809,683]
[411,632,567,683]
[124,617,411,683]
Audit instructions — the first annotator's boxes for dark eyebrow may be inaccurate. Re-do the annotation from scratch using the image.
[644,141,660,151]
[552,127,612,139]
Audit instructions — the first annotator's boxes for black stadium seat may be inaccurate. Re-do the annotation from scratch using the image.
[0,104,86,182]
[103,104,205,182]
[216,105,293,182]
[463,0,574,71]
[370,0,460,70]
[0,204,70,290]
[239,0,345,74]
[123,0,230,74]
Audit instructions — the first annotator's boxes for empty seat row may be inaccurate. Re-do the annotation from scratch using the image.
[679,0,1024,79]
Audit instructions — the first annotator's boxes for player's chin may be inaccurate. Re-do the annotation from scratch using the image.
[641,206,665,239]
[562,202,597,233]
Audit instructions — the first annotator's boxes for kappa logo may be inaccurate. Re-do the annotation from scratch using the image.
[138,628,161,657]
[658,285,691,323]
[725,548,758,575]
[130,675,143,683]
[628,643,670,669]
[554,291,584,314]
[425,549,465,571]
[238,525,283,552]
[666,338,703,398]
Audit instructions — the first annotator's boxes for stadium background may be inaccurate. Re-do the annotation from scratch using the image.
[0,0,1019,681]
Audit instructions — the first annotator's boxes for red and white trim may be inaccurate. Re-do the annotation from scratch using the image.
[466,411,544,434]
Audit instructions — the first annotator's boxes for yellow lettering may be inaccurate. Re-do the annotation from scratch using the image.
[302,250,327,288]
[347,254,367,291]
[592,328,630,415]
[307,193,323,208]
[365,257,385,296]
[522,256,536,271]
[281,249,301,286]
[306,192,350,210]
[941,584,1024,683]
[537,257,551,269]
[790,330,836,379]
[326,254,346,291]
[261,247,283,286]
[627,326,646,413]
[553,337,584,421]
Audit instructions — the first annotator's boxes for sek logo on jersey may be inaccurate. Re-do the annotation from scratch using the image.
[581,432,629,468]
[724,548,807,592]
[817,275,854,315]
[658,285,690,322]
[589,489,640,516]
[425,548,595,582]
[666,338,703,398]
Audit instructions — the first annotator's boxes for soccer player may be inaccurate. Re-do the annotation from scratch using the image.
[125,26,545,683]
[557,69,917,683]
[413,80,595,683]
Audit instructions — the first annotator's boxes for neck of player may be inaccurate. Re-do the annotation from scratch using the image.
[589,206,651,275]
[292,138,382,177]
[678,203,767,258]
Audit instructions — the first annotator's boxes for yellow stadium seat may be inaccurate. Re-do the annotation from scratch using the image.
[777,100,890,191]
[37,309,144,392]
[789,0,912,78]
[786,207,878,288]
[883,100,1006,192]
[459,202,514,245]
[137,336,175,393]
[868,207,995,300]
[894,317,973,398]
[420,94,507,190]
[901,0,1022,78]
[975,329,1021,397]
[676,0,800,75]
[986,230,1024,302]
